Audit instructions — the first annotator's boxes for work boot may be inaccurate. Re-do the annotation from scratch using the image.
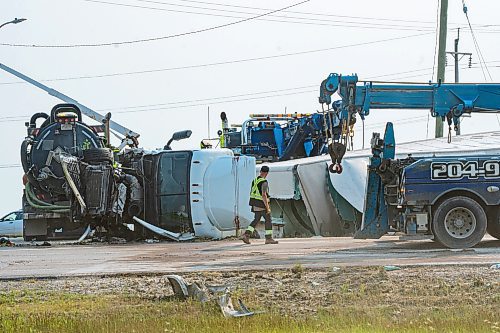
[265,235,278,245]
[241,231,251,244]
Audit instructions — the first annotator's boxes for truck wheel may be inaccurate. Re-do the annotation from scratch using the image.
[432,196,487,248]
[487,210,500,240]
[83,148,113,164]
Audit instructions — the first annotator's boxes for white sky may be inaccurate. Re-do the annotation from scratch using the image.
[1,0,500,214]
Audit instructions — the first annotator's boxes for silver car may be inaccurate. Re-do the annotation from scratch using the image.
[0,210,23,237]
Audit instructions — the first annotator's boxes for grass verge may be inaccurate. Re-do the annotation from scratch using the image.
[0,290,499,333]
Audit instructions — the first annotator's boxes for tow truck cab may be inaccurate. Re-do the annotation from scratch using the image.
[395,156,500,247]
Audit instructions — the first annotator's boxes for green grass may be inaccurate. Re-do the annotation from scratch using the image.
[0,290,498,333]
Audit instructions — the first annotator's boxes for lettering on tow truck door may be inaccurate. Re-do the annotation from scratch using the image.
[431,160,500,180]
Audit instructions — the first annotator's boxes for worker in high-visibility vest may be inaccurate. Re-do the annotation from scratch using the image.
[241,165,278,245]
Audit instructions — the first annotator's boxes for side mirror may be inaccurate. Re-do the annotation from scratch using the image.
[164,130,192,150]
[172,130,192,141]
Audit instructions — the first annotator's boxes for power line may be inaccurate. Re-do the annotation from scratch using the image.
[1,61,497,123]
[0,66,448,122]
[130,0,500,28]
[0,0,311,48]
[0,88,318,123]
[2,63,498,123]
[364,116,429,130]
[370,63,500,82]
[169,0,438,24]
[116,89,317,114]
[82,0,437,31]
[84,0,500,33]
[431,0,440,82]
[462,0,493,81]
[6,55,495,89]
[0,32,433,86]
[0,164,22,169]
[99,85,317,111]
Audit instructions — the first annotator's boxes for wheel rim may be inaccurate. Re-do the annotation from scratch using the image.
[444,207,476,239]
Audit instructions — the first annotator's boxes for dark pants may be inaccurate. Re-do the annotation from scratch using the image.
[250,210,272,231]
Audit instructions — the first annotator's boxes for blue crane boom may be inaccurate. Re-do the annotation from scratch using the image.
[319,73,500,130]
[318,73,500,172]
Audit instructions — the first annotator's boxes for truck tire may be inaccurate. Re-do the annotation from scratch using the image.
[432,196,487,248]
[83,148,113,164]
[487,209,500,240]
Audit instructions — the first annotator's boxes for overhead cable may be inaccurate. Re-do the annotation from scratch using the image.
[160,0,437,24]
[82,0,436,31]
[0,0,311,48]
[462,0,493,81]
[124,0,500,29]
[431,0,440,82]
[0,164,22,169]
[0,88,317,123]
[85,0,500,33]
[0,32,433,86]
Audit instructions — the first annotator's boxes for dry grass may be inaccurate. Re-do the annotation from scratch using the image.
[0,266,499,333]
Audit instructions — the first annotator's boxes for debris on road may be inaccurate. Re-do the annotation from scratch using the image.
[218,294,255,318]
[166,274,258,318]
[133,216,195,242]
[331,266,341,274]
[166,275,191,300]
[108,237,127,245]
[0,237,14,247]
[77,225,92,243]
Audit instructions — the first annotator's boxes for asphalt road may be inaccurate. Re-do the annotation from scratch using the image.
[1,236,499,279]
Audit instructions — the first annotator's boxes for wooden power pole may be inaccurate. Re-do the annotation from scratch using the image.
[435,0,448,138]
[446,28,472,135]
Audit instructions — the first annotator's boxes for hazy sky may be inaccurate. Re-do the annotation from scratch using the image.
[1,0,500,214]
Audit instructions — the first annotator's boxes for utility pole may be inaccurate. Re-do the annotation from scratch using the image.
[435,0,448,138]
[446,28,472,135]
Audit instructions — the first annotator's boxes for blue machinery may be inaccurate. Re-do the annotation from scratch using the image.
[224,74,500,167]
[220,111,337,161]
[319,73,500,246]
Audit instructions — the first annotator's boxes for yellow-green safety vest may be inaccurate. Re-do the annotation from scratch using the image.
[250,177,268,202]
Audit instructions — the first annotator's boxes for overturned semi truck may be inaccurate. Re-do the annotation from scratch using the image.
[21,104,256,241]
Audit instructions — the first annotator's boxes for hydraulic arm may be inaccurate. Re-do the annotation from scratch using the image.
[319,73,500,170]
[320,73,500,133]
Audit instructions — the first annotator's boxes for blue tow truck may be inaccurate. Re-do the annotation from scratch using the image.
[319,73,500,248]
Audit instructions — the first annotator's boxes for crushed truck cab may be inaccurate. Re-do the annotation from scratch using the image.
[21,104,255,241]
